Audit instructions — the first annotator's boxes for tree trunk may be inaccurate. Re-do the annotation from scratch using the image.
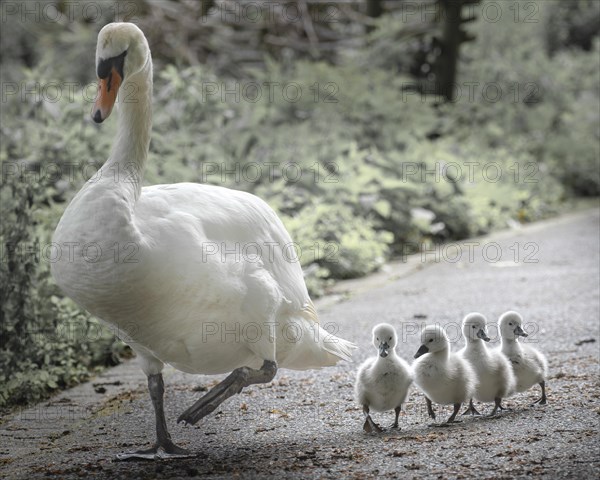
[365,0,383,33]
[437,0,462,101]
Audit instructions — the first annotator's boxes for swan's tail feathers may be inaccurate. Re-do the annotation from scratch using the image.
[300,299,319,324]
[313,322,357,366]
[323,333,356,364]
[278,317,357,370]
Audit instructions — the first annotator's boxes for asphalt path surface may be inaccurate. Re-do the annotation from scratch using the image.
[1,208,599,479]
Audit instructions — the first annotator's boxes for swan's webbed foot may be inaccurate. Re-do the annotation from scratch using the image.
[116,373,193,461]
[363,415,383,433]
[531,381,547,406]
[178,360,277,426]
[116,441,192,461]
[361,405,383,433]
[462,399,481,416]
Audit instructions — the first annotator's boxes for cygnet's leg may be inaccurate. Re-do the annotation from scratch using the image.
[490,397,507,416]
[445,403,462,423]
[362,405,383,433]
[117,373,192,460]
[178,360,277,426]
[390,406,402,429]
[425,397,436,420]
[531,381,547,405]
[461,399,482,416]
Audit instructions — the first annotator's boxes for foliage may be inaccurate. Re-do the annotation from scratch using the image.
[453,1,599,197]
[0,169,128,408]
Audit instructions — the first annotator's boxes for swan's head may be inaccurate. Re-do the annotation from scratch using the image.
[372,323,397,358]
[498,311,528,340]
[92,22,150,123]
[414,325,449,358]
[462,312,491,342]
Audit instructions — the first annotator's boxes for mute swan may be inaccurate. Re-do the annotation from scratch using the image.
[498,311,548,405]
[413,325,476,424]
[458,313,516,416]
[354,324,412,433]
[51,22,355,460]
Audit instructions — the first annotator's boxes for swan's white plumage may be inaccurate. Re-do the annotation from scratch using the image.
[51,23,355,380]
[413,325,476,405]
[355,324,412,412]
[498,311,548,393]
[458,313,516,403]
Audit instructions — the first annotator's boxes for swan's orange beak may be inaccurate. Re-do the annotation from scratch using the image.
[92,67,122,124]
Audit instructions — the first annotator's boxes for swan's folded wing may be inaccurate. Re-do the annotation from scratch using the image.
[136,182,315,318]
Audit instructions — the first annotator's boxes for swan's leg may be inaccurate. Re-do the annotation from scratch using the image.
[362,405,383,433]
[425,397,436,420]
[461,399,481,416]
[532,381,547,405]
[178,360,277,426]
[446,403,462,423]
[117,373,192,460]
[390,406,401,429]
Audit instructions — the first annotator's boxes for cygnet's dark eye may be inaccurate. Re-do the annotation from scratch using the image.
[389,336,392,341]
[429,339,433,343]
[472,325,476,329]
[376,337,379,341]
[509,322,513,326]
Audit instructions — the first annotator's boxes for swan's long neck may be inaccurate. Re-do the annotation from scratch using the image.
[104,56,152,203]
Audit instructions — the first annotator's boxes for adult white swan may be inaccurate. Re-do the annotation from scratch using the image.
[51,22,355,460]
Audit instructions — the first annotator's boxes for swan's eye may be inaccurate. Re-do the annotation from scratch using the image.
[509,323,513,326]
[376,337,379,341]
[388,336,392,341]
[472,325,476,329]
[429,339,433,343]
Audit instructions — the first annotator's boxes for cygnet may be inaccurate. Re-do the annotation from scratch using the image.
[413,325,476,423]
[355,323,413,432]
[459,312,516,415]
[499,311,548,405]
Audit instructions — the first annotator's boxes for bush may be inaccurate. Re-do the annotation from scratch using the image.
[0,169,128,408]
[453,1,600,196]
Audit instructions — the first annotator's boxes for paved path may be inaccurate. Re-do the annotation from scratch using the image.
[1,208,599,479]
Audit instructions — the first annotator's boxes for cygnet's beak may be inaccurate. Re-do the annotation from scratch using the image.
[514,325,528,337]
[414,344,429,359]
[477,328,491,342]
[379,342,390,358]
